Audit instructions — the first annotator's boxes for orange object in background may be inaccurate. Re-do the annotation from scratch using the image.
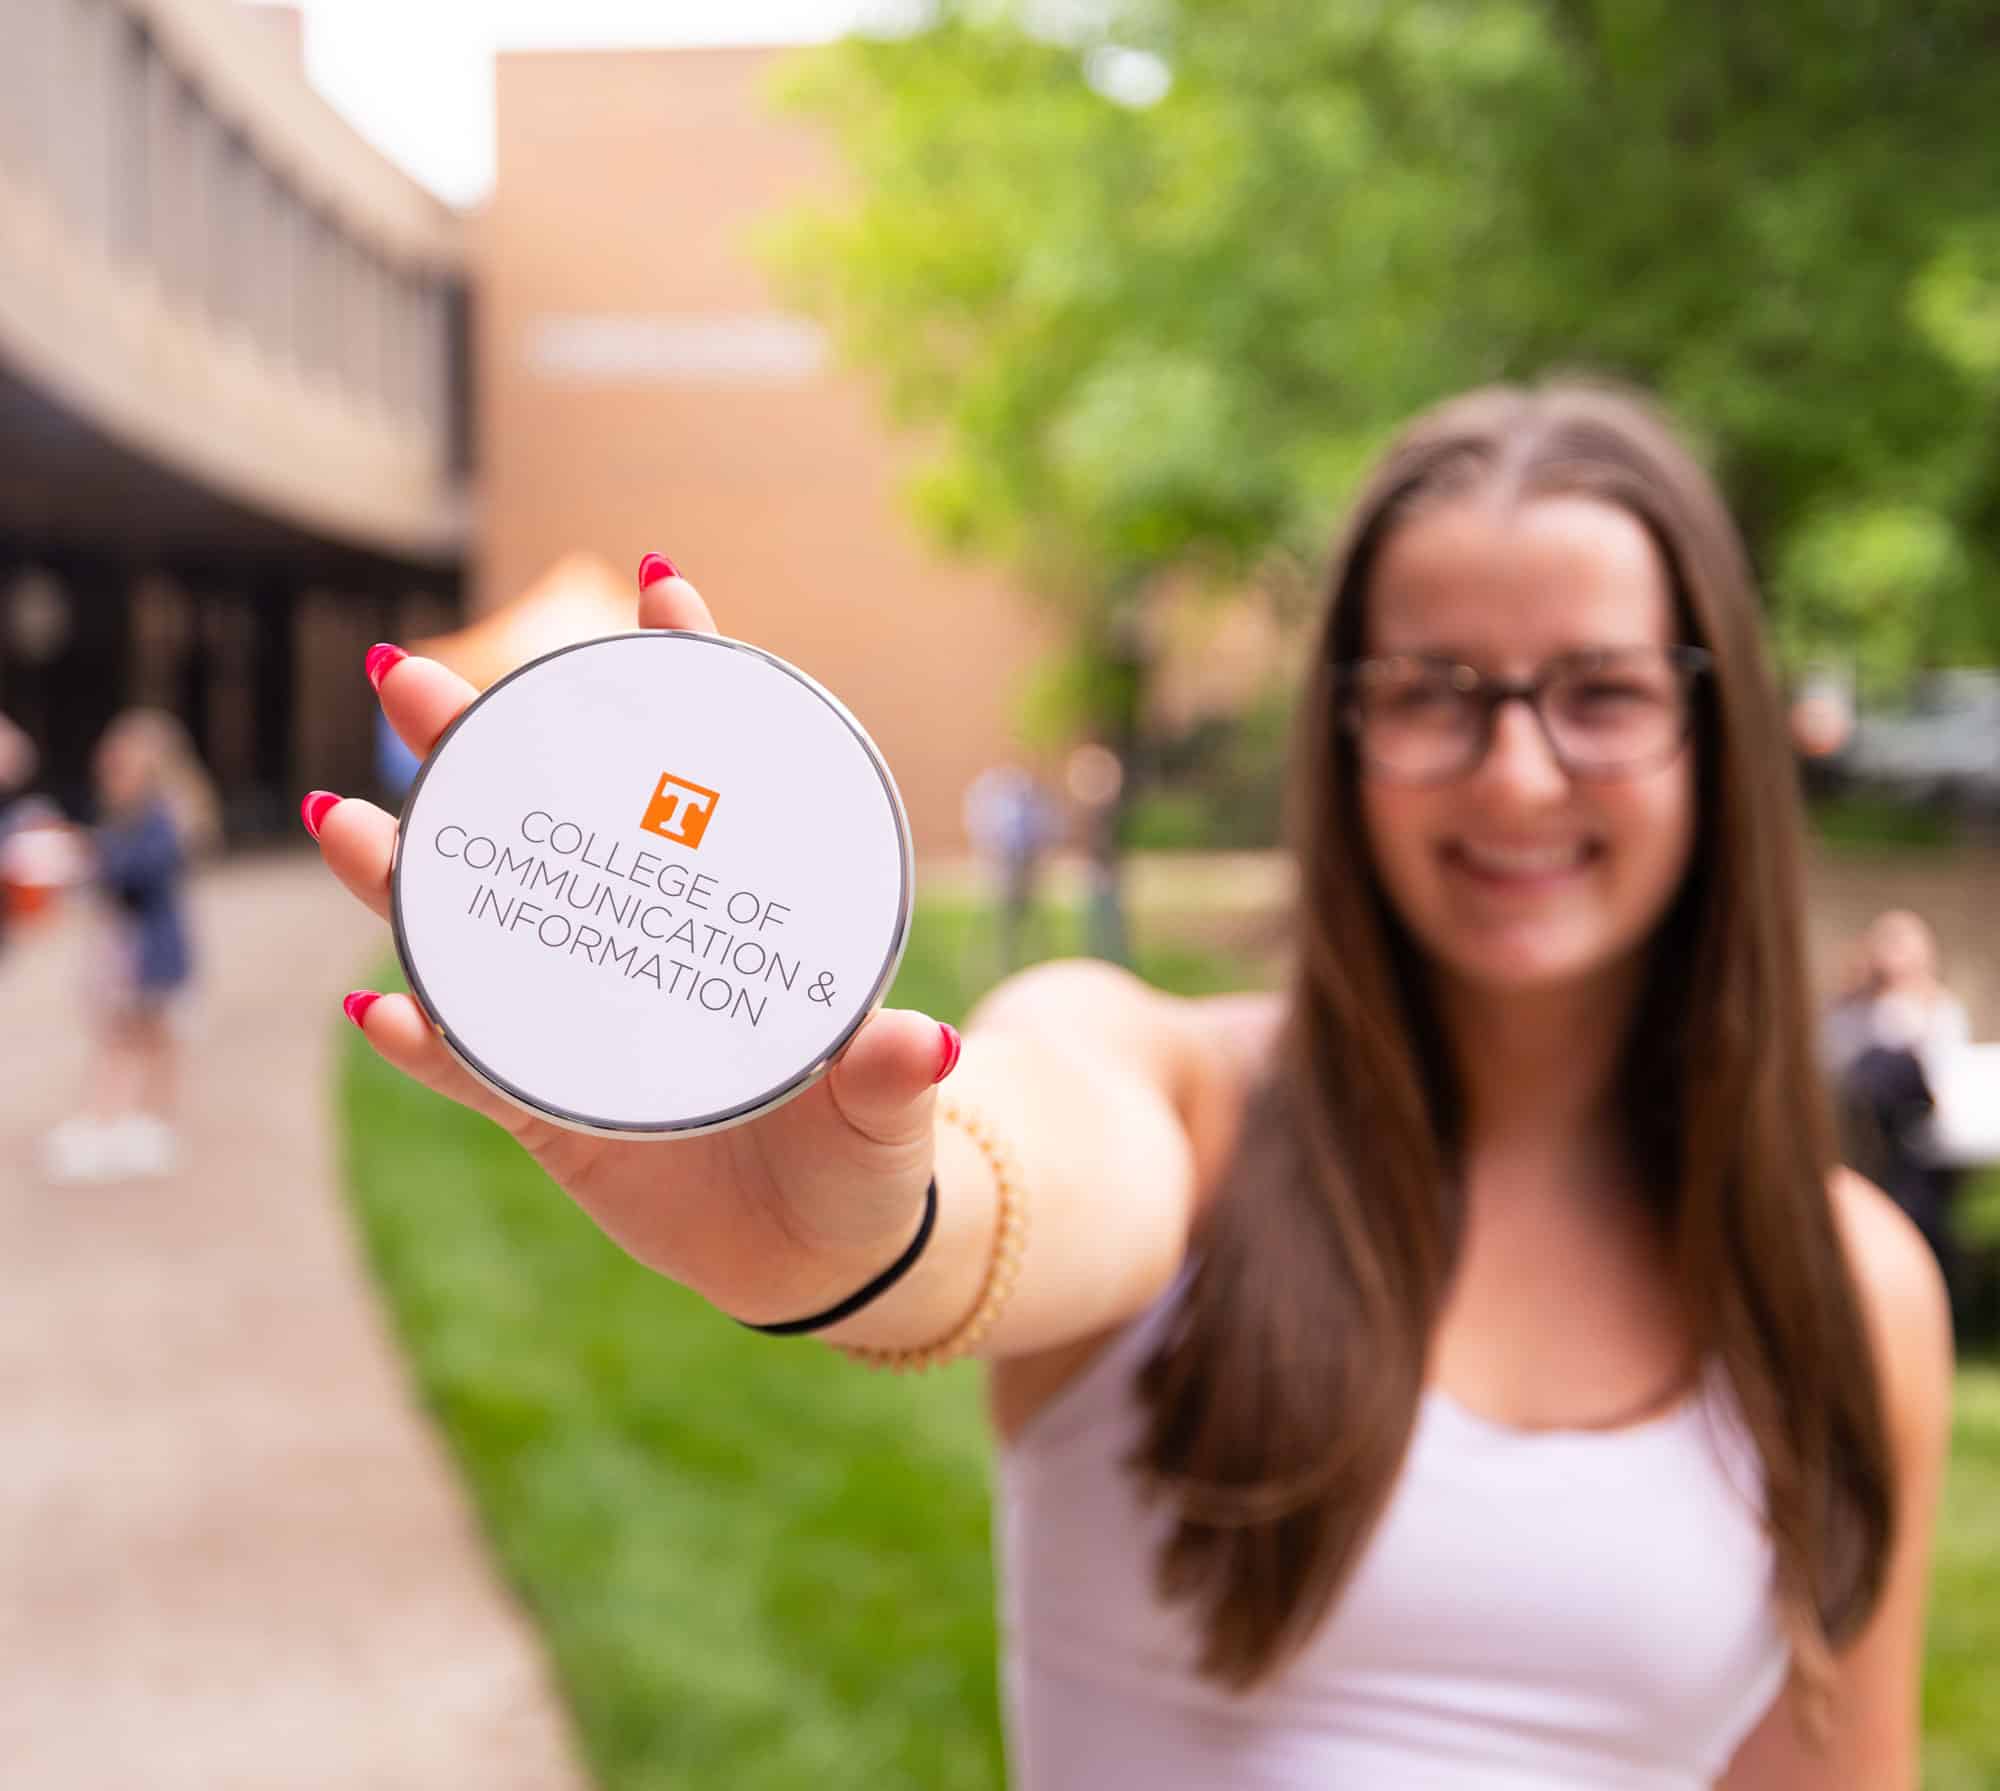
[4,880,54,923]
[412,552,637,692]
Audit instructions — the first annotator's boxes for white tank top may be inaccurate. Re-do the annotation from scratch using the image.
[996,1267,1790,1789]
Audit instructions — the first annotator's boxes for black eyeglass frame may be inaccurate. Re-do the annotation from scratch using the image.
[1334,645,1716,784]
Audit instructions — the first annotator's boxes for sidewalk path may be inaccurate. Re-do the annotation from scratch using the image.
[0,852,590,1790]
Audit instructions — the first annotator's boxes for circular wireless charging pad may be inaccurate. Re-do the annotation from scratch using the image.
[390,631,914,1137]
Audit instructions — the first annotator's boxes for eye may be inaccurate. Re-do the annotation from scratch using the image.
[1385,679,1455,712]
[1573,680,1652,708]
[1374,666,1465,716]
[1559,647,1675,700]
[1553,670,1674,736]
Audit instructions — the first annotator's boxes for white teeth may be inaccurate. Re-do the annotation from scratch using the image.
[1458,841,1588,876]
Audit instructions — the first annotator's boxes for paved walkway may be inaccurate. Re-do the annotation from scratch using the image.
[0,852,589,1790]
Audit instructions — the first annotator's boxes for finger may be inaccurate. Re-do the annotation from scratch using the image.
[308,793,398,922]
[825,1008,960,1148]
[367,647,482,760]
[636,552,719,634]
[345,990,547,1147]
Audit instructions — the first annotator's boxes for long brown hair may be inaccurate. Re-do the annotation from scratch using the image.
[1132,381,1893,1726]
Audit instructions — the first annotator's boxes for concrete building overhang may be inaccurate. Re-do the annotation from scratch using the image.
[0,349,462,581]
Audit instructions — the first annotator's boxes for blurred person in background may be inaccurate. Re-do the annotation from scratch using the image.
[963,762,1064,973]
[1860,909,1973,1070]
[42,709,221,1184]
[1824,909,1974,1287]
[308,388,1951,1786]
[374,705,422,804]
[0,708,38,957]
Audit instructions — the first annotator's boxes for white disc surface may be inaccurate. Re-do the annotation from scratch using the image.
[391,632,913,1135]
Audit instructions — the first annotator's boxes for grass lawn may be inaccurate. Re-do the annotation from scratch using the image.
[339,895,2000,1789]
[1808,792,1958,853]
[1929,1362,2000,1791]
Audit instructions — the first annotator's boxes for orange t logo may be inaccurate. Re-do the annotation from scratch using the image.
[641,773,721,850]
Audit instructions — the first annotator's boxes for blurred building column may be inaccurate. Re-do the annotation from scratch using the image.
[197,588,258,823]
[109,13,150,270]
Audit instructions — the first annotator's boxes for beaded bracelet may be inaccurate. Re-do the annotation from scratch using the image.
[834,1091,1028,1373]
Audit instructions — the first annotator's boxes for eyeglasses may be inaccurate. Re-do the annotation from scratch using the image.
[1337,646,1713,784]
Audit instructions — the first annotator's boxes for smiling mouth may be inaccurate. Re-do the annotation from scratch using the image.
[1446,839,1600,881]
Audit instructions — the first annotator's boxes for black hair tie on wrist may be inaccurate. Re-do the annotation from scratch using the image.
[738,1177,939,1336]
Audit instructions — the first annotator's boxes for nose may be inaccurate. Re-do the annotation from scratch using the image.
[1473,695,1569,802]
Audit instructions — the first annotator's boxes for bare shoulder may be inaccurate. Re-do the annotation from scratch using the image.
[974,965,1284,1444]
[982,966,1285,1207]
[1826,1167,1955,1435]
[1172,987,1288,1216]
[965,959,1283,1147]
[963,956,1185,1073]
[1181,984,1290,1072]
[1826,1168,1952,1352]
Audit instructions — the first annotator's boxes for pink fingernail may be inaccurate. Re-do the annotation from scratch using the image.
[364,643,407,691]
[934,1022,962,1084]
[300,790,340,839]
[343,991,381,1029]
[638,552,680,589]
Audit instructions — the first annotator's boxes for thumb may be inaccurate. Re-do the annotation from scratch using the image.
[825,1009,961,1147]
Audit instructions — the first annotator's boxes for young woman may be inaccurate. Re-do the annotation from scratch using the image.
[309,383,1950,1786]
[44,708,220,1181]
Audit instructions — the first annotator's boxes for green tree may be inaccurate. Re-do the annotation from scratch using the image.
[764,0,2000,840]
[1482,0,2000,688]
